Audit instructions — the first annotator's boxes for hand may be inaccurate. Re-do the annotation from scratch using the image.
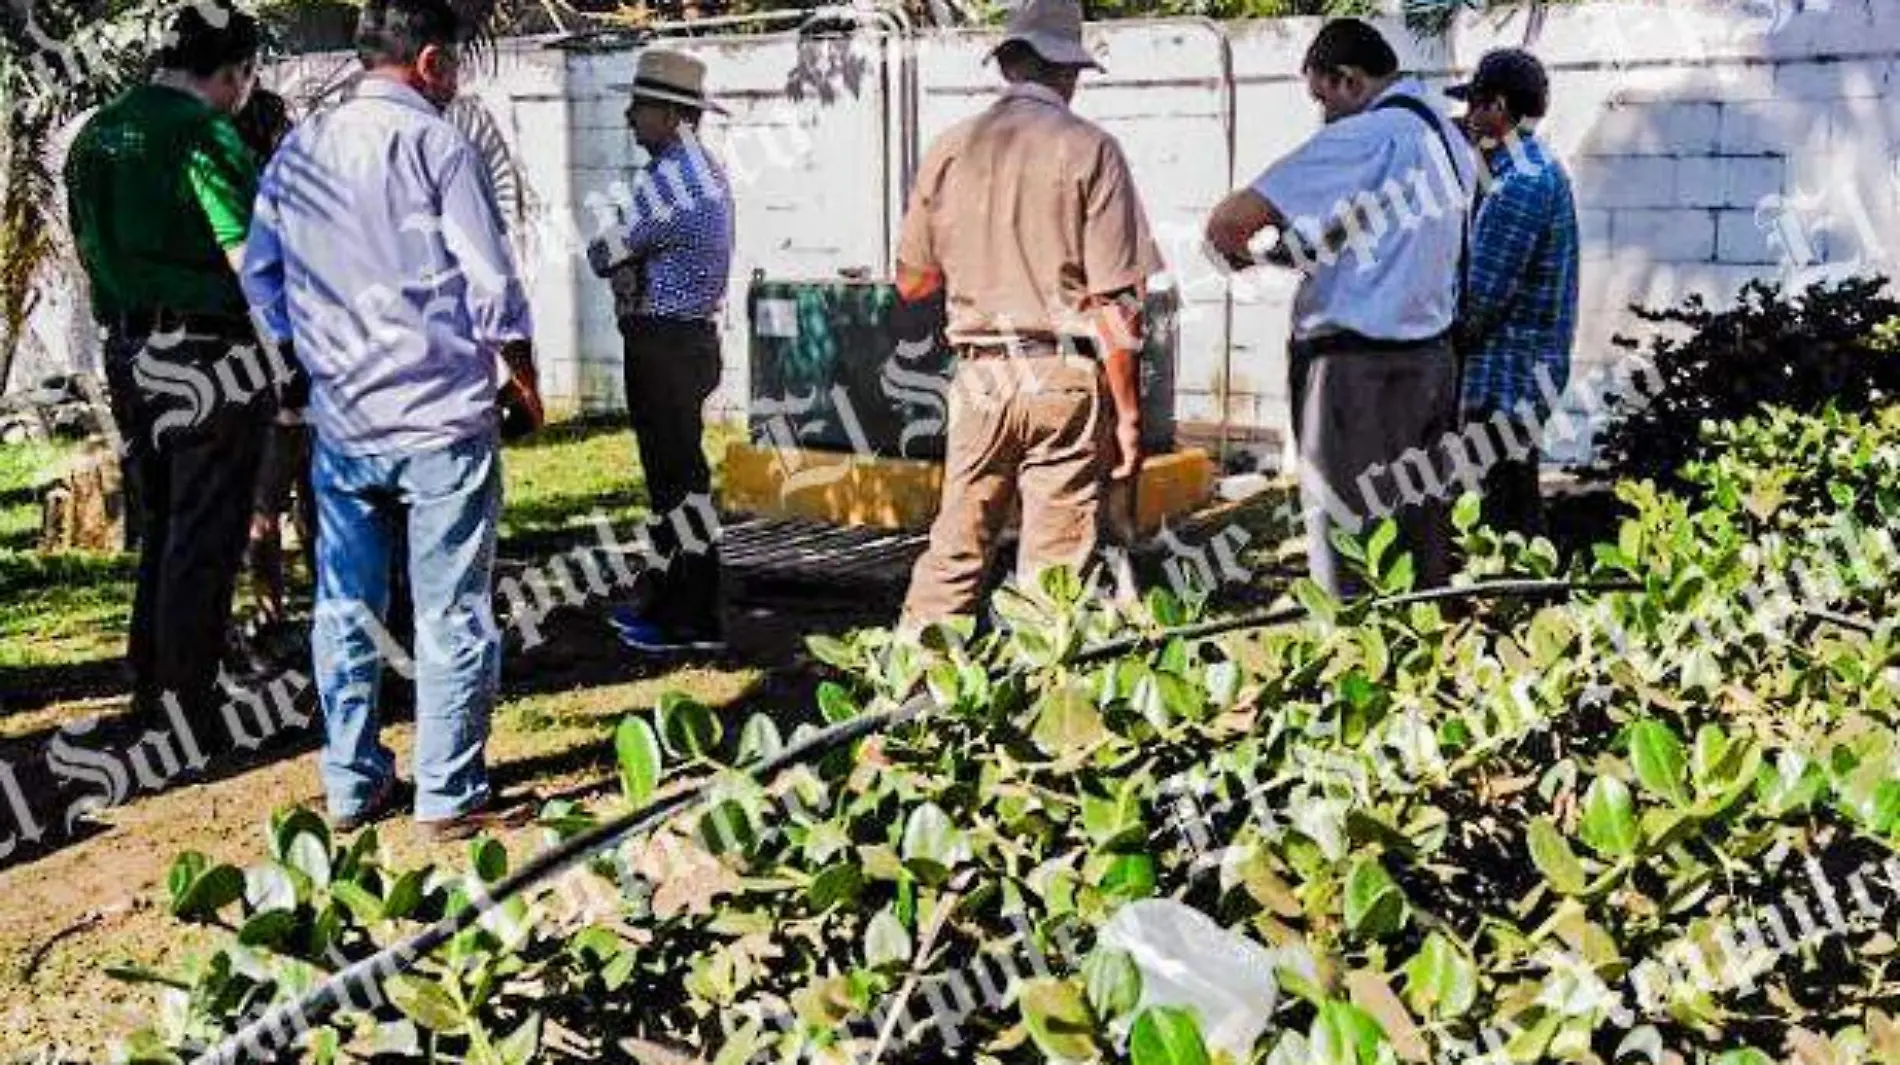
[498,340,545,438]
[1111,416,1142,481]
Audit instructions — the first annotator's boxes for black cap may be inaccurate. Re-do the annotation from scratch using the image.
[1446,48,1550,119]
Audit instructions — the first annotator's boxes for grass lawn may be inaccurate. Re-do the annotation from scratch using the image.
[0,415,790,1059]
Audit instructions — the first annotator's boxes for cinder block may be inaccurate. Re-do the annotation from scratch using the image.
[1578,102,1720,156]
[1615,208,1716,263]
[1675,157,1724,207]
[1721,156,1785,210]
[1572,157,1678,210]
[1716,209,1782,266]
[1579,209,1614,260]
[1775,58,1890,101]
[1717,101,1811,155]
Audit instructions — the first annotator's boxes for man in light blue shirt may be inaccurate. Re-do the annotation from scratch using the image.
[241,0,540,841]
[1206,18,1477,599]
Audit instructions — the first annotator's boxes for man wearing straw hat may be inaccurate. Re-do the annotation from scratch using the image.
[588,50,736,654]
[895,0,1163,629]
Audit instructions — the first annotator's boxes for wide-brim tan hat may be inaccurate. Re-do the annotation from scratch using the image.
[612,48,729,115]
[993,0,1101,71]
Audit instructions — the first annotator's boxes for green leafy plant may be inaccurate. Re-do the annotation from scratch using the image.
[109,403,1900,1064]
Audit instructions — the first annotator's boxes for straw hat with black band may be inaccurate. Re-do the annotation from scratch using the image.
[613,49,729,116]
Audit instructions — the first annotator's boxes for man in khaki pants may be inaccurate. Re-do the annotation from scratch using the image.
[896,0,1163,628]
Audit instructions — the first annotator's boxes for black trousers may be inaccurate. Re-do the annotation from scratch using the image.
[621,316,723,634]
[1466,409,1545,541]
[103,325,272,732]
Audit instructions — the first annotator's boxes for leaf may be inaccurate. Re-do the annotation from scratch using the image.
[1527,818,1589,896]
[806,634,856,670]
[384,974,466,1034]
[658,692,722,759]
[1020,978,1097,1063]
[270,808,331,865]
[1452,492,1483,533]
[1294,578,1338,625]
[167,852,208,909]
[1099,853,1157,902]
[496,1015,542,1065]
[1401,933,1477,1020]
[469,837,508,884]
[237,909,300,949]
[1310,1000,1386,1065]
[1129,1006,1212,1065]
[736,714,782,766]
[698,800,757,857]
[1343,856,1407,939]
[1082,948,1142,1023]
[807,862,863,912]
[817,681,861,724]
[1204,660,1242,709]
[1345,970,1426,1063]
[330,880,386,924]
[383,869,427,920]
[1366,519,1399,575]
[1578,776,1640,859]
[615,716,663,807]
[1383,554,1416,594]
[1690,723,1730,790]
[105,965,193,991]
[901,803,969,869]
[172,864,245,920]
[243,865,298,915]
[1034,684,1110,757]
[284,832,332,889]
[1629,720,1691,807]
[864,908,911,969]
[1713,1051,1776,1065]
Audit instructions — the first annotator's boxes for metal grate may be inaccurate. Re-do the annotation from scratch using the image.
[718,516,928,588]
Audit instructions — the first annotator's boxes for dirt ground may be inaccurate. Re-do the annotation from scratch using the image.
[0,581,879,1061]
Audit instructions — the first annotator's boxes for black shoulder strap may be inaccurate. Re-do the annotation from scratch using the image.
[1375,94,1479,344]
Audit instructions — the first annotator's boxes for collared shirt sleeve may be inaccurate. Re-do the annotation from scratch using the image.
[1082,134,1165,298]
[896,137,950,274]
[1250,120,1387,234]
[240,156,291,343]
[438,140,533,350]
[188,114,259,250]
[1465,166,1550,341]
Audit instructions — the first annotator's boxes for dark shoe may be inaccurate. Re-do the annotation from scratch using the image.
[331,778,404,834]
[611,614,726,655]
[416,794,535,843]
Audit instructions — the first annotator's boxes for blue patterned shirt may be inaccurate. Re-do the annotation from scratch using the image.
[1460,131,1580,418]
[586,132,734,320]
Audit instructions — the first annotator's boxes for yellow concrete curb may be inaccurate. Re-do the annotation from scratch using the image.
[721,442,1217,538]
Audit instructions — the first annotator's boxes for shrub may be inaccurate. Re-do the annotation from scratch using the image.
[111,406,1900,1064]
[1590,275,1900,488]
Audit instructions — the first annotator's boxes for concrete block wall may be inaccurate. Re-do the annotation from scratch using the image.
[36,0,1890,465]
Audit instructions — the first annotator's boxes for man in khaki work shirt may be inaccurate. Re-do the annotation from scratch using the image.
[896,0,1164,628]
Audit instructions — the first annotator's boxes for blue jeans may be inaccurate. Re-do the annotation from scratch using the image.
[312,429,501,822]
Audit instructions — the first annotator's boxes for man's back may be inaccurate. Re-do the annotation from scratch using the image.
[66,84,257,320]
[245,76,531,456]
[902,83,1158,342]
[1254,78,1478,342]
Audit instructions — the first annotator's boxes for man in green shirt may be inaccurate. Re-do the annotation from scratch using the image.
[65,0,269,745]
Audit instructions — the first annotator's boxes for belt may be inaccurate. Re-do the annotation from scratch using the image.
[1292,329,1452,358]
[957,335,1099,360]
[112,308,252,339]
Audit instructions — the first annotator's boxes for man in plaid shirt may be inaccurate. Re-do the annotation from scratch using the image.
[1449,49,1579,539]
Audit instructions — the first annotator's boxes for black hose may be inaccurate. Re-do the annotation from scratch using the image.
[189,574,1788,1063]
